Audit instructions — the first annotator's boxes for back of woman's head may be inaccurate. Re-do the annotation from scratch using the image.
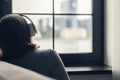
[0,14,34,59]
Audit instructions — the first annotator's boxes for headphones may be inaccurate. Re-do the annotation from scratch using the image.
[19,14,37,37]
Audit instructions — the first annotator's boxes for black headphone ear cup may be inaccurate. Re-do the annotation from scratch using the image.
[28,23,37,37]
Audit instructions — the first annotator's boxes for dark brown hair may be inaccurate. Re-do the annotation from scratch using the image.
[0,14,36,60]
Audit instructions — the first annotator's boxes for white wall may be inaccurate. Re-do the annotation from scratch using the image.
[105,0,120,80]
[104,0,113,67]
[112,0,120,80]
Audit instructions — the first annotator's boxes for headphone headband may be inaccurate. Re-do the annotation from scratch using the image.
[19,14,38,37]
[19,14,34,24]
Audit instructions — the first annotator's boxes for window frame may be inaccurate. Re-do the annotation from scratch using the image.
[60,0,104,66]
[2,0,104,66]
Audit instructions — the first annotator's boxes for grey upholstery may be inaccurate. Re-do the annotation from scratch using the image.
[0,61,54,80]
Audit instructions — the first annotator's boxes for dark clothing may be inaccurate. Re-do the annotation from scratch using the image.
[3,49,70,80]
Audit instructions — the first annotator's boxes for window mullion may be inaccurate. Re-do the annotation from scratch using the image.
[52,0,55,49]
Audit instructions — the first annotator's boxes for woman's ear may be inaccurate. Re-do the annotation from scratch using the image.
[0,48,3,57]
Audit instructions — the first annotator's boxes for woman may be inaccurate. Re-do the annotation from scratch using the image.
[0,14,70,80]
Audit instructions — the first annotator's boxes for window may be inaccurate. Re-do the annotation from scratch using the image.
[10,0,103,66]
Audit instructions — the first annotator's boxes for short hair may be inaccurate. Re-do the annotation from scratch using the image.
[0,14,35,59]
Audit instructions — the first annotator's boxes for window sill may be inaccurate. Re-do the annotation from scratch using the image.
[66,66,112,75]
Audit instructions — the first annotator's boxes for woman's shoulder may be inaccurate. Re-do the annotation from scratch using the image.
[34,48,59,61]
[14,48,57,66]
[24,48,58,63]
[34,48,54,54]
[30,48,56,57]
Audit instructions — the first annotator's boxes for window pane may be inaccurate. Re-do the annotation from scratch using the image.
[55,15,92,53]
[12,0,52,13]
[55,0,92,14]
[25,15,53,49]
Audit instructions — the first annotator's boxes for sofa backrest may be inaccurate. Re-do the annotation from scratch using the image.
[0,61,54,80]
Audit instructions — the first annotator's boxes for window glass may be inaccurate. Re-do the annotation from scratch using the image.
[12,0,52,13]
[55,0,92,14]
[12,0,93,53]
[55,15,92,53]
